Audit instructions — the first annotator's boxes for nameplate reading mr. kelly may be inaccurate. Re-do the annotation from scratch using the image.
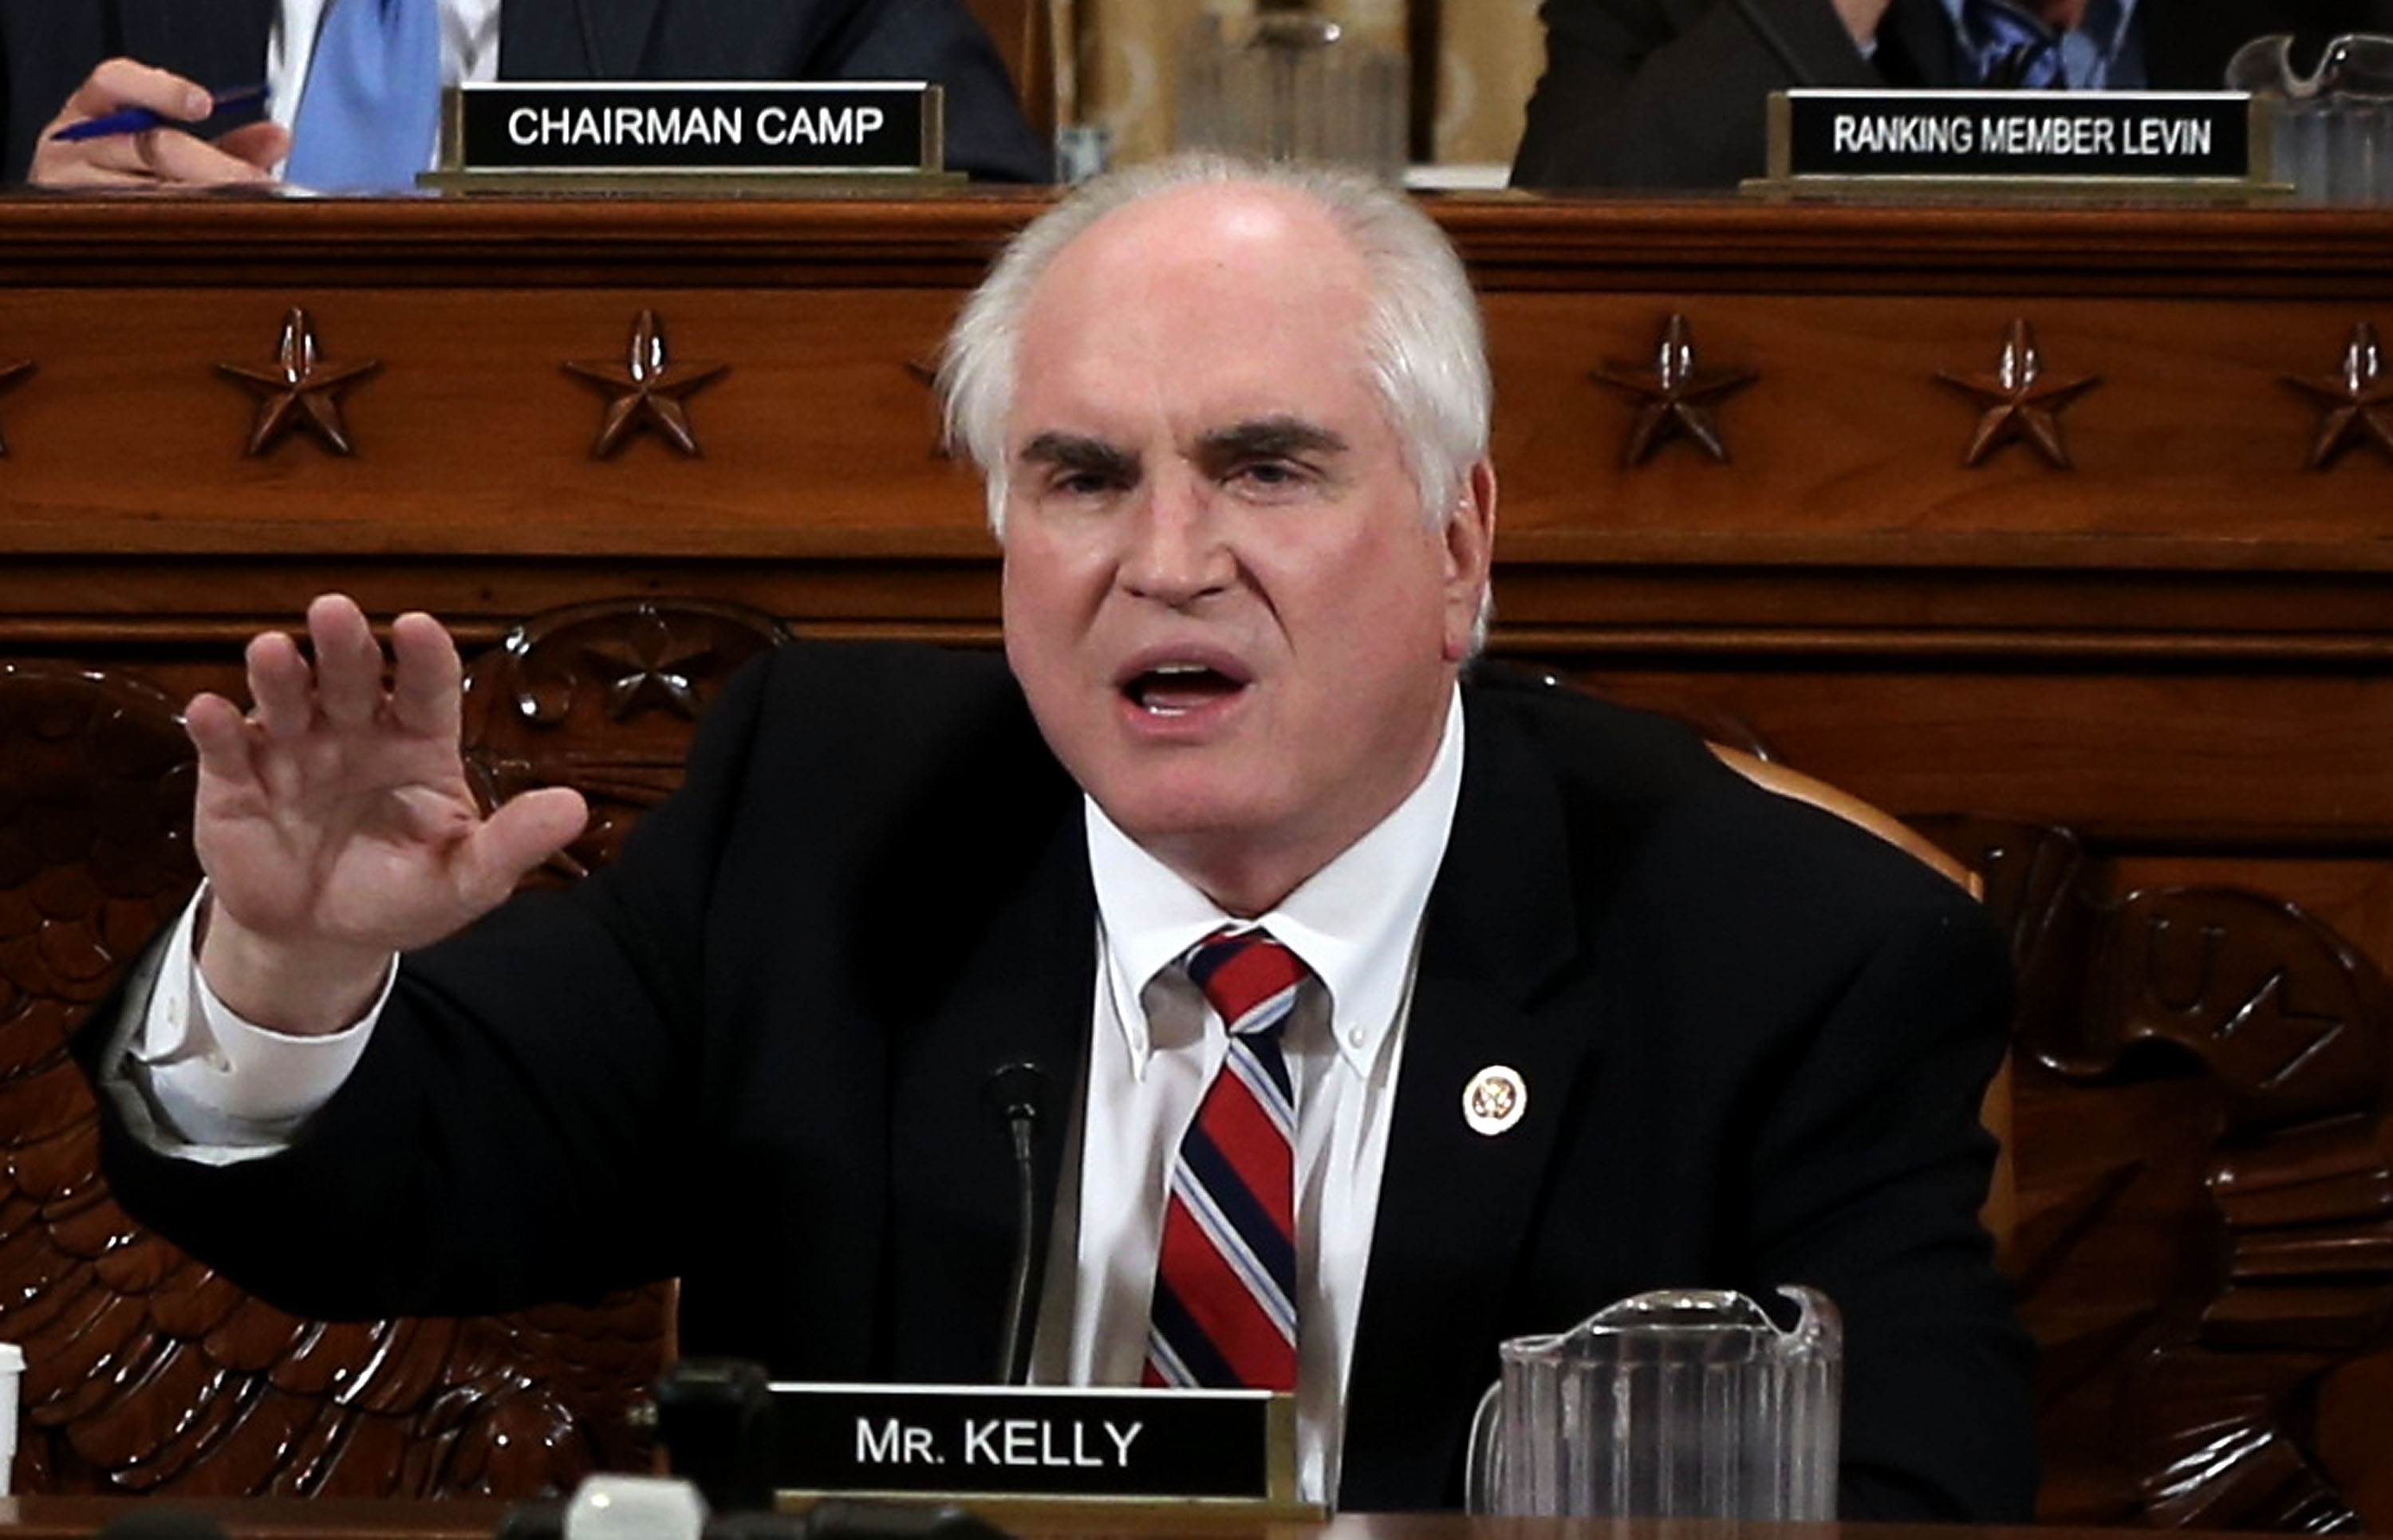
[768,1383,1298,1506]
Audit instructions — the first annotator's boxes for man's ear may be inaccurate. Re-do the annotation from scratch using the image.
[1441,459,1497,663]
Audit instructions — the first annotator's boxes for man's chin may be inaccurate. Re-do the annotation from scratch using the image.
[1098,782,1285,856]
[1104,796,1265,849]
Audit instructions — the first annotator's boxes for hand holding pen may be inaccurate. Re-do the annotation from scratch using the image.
[30,57,288,190]
[53,82,270,144]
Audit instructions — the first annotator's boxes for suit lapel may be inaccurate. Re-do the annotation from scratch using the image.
[1338,694,1607,1509]
[2134,0,2270,91]
[883,809,1094,1384]
[1881,0,1974,85]
[501,0,662,78]
[116,0,276,96]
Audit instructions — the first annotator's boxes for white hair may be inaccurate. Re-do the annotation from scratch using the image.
[937,152,1494,541]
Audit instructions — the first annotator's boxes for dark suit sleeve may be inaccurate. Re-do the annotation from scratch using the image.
[818,0,1047,180]
[1744,885,2037,1521]
[0,14,85,184]
[77,646,786,1321]
[1511,0,1882,188]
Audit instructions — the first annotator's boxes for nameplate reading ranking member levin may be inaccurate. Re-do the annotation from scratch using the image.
[446,82,940,174]
[1769,90,2255,183]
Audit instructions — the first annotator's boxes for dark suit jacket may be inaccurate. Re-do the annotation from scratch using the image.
[82,641,2035,1518]
[2,0,1047,183]
[1512,0,2393,188]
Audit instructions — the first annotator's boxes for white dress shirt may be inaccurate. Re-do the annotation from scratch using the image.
[266,0,503,171]
[1034,690,1465,1504]
[124,688,1468,1507]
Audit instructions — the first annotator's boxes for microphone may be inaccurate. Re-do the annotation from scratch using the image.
[652,1357,779,1514]
[984,1061,1053,1386]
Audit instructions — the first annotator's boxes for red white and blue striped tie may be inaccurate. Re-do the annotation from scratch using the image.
[1145,928,1307,1392]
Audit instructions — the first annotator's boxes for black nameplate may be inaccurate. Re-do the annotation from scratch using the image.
[449,83,938,174]
[767,1383,1295,1506]
[1772,89,2254,182]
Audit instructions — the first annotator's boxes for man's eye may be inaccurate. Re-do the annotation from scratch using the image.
[1232,460,1305,489]
[1052,469,1119,497]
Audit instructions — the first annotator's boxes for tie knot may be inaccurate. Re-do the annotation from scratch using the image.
[1962,0,2064,85]
[1183,928,1308,1039]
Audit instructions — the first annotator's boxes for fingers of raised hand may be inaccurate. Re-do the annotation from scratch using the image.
[309,593,392,731]
[184,691,262,786]
[388,611,466,739]
[243,627,321,741]
[462,786,592,908]
[244,597,443,745]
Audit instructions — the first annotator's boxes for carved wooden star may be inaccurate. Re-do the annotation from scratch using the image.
[2284,322,2393,470]
[1591,314,1756,466]
[580,619,719,721]
[565,310,727,458]
[216,309,381,457]
[1937,319,2099,468]
[0,357,33,456]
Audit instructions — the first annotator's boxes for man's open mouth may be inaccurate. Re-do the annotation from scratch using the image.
[1123,663,1248,717]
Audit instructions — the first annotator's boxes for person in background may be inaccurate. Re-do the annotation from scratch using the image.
[5,0,1048,188]
[78,152,2033,1516]
[1512,0,2393,188]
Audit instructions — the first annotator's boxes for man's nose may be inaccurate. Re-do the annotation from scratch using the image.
[1119,475,1232,605]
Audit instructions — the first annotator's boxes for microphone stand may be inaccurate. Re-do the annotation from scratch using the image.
[986,1063,1053,1387]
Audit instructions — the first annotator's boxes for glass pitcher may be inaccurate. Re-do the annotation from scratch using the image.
[1173,1,1408,183]
[2227,33,2393,203]
[1465,1286,1842,1519]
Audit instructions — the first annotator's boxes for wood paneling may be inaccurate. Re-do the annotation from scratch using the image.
[6,191,2393,1524]
[5,193,2388,902]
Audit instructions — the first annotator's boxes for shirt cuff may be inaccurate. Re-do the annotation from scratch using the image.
[128,887,394,1158]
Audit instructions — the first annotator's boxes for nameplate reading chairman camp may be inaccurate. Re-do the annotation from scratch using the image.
[1767,90,2256,185]
[447,82,940,174]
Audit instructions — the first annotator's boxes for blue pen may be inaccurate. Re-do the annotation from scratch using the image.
[50,83,270,143]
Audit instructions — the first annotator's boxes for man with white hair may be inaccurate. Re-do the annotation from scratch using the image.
[83,155,2034,1517]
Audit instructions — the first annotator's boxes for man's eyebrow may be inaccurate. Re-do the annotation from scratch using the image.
[1017,431,1140,482]
[1196,416,1350,463]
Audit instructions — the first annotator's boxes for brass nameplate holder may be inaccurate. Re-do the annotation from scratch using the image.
[766,1382,1308,1515]
[1749,89,2280,199]
[423,81,954,192]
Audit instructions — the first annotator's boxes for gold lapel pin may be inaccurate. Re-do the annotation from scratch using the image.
[1463,1065,1527,1136]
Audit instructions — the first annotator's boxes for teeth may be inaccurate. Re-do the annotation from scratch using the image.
[1137,662,1211,717]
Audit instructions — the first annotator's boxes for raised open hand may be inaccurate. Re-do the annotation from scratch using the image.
[187,595,588,1033]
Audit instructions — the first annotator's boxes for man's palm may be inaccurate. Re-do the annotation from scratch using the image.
[187,597,586,1032]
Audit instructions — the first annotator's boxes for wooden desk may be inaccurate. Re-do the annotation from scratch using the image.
[0,1498,2065,1540]
[0,1499,511,1540]
[6,192,2393,1531]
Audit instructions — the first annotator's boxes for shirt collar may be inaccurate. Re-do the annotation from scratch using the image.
[1087,688,1466,1077]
